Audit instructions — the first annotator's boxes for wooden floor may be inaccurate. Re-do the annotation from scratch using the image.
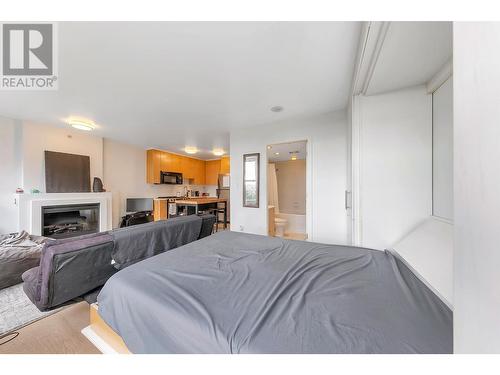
[0,301,99,354]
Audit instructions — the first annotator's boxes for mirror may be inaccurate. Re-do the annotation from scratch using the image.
[243,153,260,208]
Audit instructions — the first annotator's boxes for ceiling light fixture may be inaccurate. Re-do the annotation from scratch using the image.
[184,146,198,155]
[270,106,284,113]
[275,152,280,155]
[291,156,297,161]
[69,120,95,131]
[267,146,272,150]
[213,148,225,156]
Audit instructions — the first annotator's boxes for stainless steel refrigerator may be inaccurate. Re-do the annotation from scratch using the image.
[217,174,230,223]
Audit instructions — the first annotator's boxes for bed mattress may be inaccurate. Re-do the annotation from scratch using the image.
[97,231,452,353]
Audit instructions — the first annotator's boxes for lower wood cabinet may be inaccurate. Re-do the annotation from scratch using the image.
[153,199,168,221]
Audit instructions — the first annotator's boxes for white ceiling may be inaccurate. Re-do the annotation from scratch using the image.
[0,22,361,159]
[267,141,307,162]
[366,22,452,95]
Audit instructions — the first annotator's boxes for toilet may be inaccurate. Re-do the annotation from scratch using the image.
[274,217,288,237]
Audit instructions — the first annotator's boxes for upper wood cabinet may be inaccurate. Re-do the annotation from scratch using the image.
[147,149,162,184]
[197,159,206,185]
[220,156,230,174]
[161,152,182,173]
[205,159,221,185]
[147,149,212,185]
[180,157,194,180]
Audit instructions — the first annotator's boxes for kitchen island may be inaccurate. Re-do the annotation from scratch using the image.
[175,198,228,228]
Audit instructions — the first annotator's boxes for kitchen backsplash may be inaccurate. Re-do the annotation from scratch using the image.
[150,184,218,197]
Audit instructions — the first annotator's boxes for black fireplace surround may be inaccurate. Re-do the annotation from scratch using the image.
[41,203,100,239]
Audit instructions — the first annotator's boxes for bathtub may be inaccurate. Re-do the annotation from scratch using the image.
[275,212,306,234]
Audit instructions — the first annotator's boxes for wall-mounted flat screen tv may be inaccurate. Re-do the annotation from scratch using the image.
[44,151,91,193]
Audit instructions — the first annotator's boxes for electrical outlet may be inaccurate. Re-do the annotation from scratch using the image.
[239,225,244,231]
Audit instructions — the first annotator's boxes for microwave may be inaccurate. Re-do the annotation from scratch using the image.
[160,171,183,185]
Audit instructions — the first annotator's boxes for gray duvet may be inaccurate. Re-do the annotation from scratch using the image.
[98,231,452,353]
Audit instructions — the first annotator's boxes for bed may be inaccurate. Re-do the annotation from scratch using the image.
[93,231,452,353]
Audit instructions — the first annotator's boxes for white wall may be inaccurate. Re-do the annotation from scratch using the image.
[21,122,104,192]
[454,22,500,353]
[103,138,210,228]
[230,110,348,245]
[0,117,23,234]
[432,77,454,220]
[356,85,432,250]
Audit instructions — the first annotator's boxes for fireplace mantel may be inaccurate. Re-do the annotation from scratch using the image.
[15,192,112,235]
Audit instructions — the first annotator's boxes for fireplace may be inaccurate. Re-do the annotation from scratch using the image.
[41,203,100,239]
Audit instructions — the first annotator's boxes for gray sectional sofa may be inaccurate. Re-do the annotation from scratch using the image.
[22,214,215,311]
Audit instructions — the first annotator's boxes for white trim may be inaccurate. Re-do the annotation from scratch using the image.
[427,59,453,94]
[431,214,453,225]
[349,22,391,246]
[351,22,391,96]
[15,192,113,235]
[351,22,370,95]
[350,95,363,246]
[81,326,120,354]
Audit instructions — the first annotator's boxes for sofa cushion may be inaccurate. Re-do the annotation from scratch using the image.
[0,231,47,290]
[22,232,116,311]
[111,215,203,269]
[21,266,39,303]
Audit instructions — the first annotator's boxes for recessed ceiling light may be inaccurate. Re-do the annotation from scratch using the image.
[275,152,280,155]
[213,148,225,156]
[267,146,272,150]
[184,146,198,154]
[291,156,297,161]
[270,106,284,113]
[69,120,95,131]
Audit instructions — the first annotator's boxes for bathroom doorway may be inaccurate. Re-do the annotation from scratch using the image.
[267,140,308,240]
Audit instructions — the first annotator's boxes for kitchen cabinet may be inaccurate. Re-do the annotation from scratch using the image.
[205,159,221,185]
[153,199,168,221]
[220,156,230,174]
[147,149,227,185]
[180,157,205,185]
[194,159,206,185]
[146,149,162,184]
[161,152,182,173]
[180,157,195,182]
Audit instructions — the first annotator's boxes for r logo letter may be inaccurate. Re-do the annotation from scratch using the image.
[2,24,53,75]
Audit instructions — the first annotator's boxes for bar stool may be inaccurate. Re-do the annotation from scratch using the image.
[207,208,223,232]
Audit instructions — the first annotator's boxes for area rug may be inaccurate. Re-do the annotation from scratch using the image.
[0,283,62,336]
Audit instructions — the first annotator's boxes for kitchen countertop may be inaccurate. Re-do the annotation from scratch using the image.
[154,196,215,201]
[175,198,227,205]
